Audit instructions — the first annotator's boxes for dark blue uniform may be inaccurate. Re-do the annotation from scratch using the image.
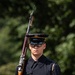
[16,55,61,75]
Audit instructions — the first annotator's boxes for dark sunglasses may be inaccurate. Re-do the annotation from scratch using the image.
[30,44,43,48]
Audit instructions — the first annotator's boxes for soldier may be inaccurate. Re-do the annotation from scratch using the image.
[16,33,61,75]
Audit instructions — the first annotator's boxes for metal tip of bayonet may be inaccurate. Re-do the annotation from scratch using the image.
[30,5,36,16]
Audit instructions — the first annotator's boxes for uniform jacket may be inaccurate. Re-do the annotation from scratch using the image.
[16,55,61,75]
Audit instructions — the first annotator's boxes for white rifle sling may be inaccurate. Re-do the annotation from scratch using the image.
[52,63,55,71]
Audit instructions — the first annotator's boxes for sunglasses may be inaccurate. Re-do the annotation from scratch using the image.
[29,44,43,48]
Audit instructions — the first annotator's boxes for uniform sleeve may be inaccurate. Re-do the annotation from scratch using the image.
[52,64,61,75]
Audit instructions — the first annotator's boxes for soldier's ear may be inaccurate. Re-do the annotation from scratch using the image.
[43,43,46,49]
[29,44,31,50]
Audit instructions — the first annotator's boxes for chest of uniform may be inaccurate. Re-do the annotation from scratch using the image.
[26,64,51,75]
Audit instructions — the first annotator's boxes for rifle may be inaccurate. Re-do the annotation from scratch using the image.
[17,11,34,75]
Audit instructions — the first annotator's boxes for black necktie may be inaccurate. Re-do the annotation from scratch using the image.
[32,61,38,69]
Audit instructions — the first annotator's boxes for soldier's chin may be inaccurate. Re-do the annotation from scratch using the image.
[33,53,42,57]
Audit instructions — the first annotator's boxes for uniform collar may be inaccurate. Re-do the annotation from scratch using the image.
[28,55,47,68]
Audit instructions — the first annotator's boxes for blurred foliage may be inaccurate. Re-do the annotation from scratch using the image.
[0,0,75,75]
[56,33,75,75]
[0,62,18,75]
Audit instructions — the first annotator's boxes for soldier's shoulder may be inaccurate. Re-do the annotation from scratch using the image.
[46,57,59,68]
[43,55,55,65]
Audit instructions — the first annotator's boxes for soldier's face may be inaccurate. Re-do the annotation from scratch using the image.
[29,43,46,56]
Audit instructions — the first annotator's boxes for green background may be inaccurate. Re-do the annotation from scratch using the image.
[0,0,75,75]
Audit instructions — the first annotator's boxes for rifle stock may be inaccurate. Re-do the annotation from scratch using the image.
[17,11,34,75]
